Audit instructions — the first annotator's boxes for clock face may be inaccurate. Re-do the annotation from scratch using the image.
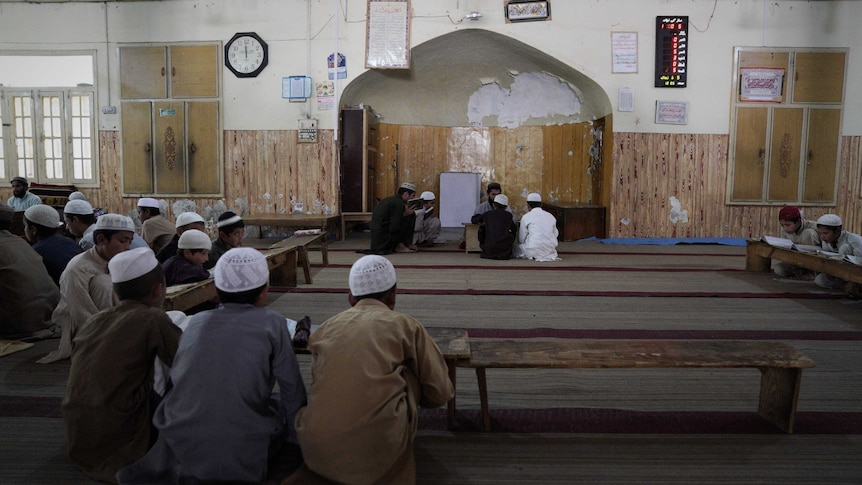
[225,32,268,78]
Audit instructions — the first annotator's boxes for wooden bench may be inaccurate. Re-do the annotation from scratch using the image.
[163,245,307,311]
[341,212,373,241]
[244,214,339,239]
[463,223,480,253]
[268,232,329,284]
[460,339,815,433]
[746,240,862,284]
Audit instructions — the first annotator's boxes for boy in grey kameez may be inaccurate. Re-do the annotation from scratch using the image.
[117,248,307,484]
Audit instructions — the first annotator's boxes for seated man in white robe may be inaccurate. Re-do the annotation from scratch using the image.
[514,192,561,262]
[412,191,441,247]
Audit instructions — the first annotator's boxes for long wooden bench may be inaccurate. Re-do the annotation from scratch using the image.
[163,245,306,311]
[460,339,815,433]
[746,240,862,284]
[244,214,340,239]
[268,232,329,284]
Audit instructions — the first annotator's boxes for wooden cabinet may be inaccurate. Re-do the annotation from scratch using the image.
[120,44,220,196]
[729,48,846,205]
[122,101,220,195]
[120,45,218,99]
[542,203,606,241]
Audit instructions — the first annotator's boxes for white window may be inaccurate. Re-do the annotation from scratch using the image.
[0,53,98,186]
[0,89,96,185]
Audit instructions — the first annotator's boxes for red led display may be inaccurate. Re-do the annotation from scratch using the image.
[655,16,688,88]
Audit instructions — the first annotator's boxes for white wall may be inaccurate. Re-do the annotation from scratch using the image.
[0,0,859,135]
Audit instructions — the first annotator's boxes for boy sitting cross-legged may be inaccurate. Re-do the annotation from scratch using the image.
[62,247,181,483]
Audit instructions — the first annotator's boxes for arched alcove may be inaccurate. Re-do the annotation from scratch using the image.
[341,28,612,128]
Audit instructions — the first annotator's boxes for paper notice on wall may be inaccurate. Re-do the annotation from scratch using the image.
[316,81,335,110]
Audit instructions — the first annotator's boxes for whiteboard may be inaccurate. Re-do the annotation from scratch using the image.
[440,172,481,227]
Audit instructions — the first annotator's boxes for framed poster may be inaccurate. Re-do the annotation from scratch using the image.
[655,100,688,125]
[365,0,410,69]
[611,32,638,73]
[739,68,784,102]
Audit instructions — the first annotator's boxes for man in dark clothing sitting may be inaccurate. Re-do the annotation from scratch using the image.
[367,182,419,254]
[475,194,517,260]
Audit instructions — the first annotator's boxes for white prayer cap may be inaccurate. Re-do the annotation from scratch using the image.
[95,213,136,232]
[349,255,397,297]
[527,193,542,202]
[176,211,205,228]
[137,197,160,208]
[68,191,87,201]
[400,182,417,192]
[25,205,62,228]
[817,214,842,227]
[420,191,436,201]
[64,199,94,215]
[494,194,509,207]
[178,229,212,250]
[109,247,158,283]
[214,248,269,292]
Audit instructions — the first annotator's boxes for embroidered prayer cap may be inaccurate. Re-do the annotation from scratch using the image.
[420,191,436,201]
[399,182,417,192]
[64,199,94,215]
[349,255,397,297]
[214,247,269,292]
[216,211,243,228]
[176,211,205,228]
[11,176,28,186]
[527,193,542,202]
[95,213,136,232]
[25,205,61,228]
[0,202,13,221]
[494,194,509,207]
[68,191,87,201]
[778,206,801,221]
[817,214,842,227]
[109,247,158,283]
[178,229,212,250]
[137,197,160,209]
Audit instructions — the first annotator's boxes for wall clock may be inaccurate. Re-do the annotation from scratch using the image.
[225,32,268,78]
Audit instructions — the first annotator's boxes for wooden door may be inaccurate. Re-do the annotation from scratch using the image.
[121,101,154,193]
[793,52,846,103]
[187,101,220,194]
[340,108,376,213]
[120,47,167,99]
[170,45,219,98]
[803,108,841,202]
[153,102,186,194]
[767,108,804,201]
[731,107,768,200]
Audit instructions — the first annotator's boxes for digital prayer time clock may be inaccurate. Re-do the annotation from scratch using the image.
[654,16,688,88]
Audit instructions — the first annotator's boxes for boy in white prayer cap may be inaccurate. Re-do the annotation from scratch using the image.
[815,214,862,290]
[287,255,453,485]
[513,192,561,262]
[137,197,174,254]
[24,204,83,285]
[62,247,180,483]
[413,190,441,248]
[118,247,307,485]
[156,211,206,264]
[161,229,212,286]
[39,214,137,364]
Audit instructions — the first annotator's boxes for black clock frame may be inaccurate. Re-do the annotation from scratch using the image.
[224,32,269,78]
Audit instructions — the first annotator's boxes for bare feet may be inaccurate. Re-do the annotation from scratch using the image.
[395,243,417,253]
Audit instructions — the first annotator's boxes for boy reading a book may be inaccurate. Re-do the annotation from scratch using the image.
[774,206,820,279]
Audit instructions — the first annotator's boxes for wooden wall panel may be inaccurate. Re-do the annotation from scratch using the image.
[611,132,862,238]
[59,130,858,242]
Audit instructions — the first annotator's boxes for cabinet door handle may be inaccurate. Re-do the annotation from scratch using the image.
[808,149,813,165]
[161,67,165,77]
[172,66,176,77]
[144,142,152,153]
[758,147,765,165]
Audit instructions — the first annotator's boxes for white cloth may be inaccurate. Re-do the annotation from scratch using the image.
[514,207,560,262]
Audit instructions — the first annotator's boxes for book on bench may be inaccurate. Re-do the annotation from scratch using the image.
[760,235,819,253]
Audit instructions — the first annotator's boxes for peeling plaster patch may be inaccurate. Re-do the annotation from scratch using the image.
[290,195,304,214]
[172,199,197,215]
[467,72,582,129]
[278,193,284,200]
[263,192,272,200]
[620,218,631,225]
[479,77,498,85]
[516,159,524,167]
[669,197,689,224]
[234,198,249,216]
[568,150,574,157]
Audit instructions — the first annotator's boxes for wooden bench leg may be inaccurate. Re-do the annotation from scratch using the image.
[476,367,491,432]
[757,367,803,433]
[446,359,457,430]
[299,247,312,284]
[746,241,772,272]
[320,235,329,266]
[270,251,298,287]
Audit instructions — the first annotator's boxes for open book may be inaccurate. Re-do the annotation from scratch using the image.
[760,236,819,253]
[843,254,862,265]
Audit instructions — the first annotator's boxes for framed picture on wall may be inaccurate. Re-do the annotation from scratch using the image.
[505,1,551,23]
[739,68,784,102]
